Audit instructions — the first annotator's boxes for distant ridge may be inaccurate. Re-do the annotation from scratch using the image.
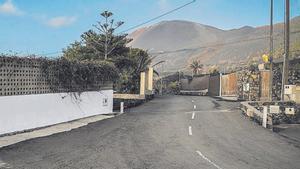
[128,16,300,73]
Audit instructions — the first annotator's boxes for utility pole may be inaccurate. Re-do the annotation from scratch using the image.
[269,0,273,101]
[104,17,108,60]
[281,0,290,101]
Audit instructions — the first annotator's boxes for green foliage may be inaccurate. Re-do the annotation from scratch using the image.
[114,48,153,93]
[62,11,153,94]
[63,41,97,61]
[63,11,131,61]
[40,58,118,93]
[168,82,179,92]
[0,55,118,93]
[208,65,220,75]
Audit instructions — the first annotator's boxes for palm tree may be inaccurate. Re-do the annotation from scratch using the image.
[190,60,203,76]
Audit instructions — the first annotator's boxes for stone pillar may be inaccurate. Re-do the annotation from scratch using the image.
[140,72,146,95]
[147,68,153,92]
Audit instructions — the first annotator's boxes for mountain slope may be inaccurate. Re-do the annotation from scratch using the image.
[128,16,300,73]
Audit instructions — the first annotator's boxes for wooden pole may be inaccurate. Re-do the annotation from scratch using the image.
[281,0,290,101]
[269,0,274,101]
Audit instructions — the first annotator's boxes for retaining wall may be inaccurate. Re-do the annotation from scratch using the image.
[180,75,210,91]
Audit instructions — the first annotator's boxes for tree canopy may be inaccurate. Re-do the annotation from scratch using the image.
[62,11,153,94]
[63,11,131,61]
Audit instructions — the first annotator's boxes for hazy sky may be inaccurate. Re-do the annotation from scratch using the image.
[0,0,299,56]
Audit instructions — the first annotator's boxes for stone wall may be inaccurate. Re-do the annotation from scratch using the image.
[237,69,260,101]
[272,58,300,100]
[235,58,300,102]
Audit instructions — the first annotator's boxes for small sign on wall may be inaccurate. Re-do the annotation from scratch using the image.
[103,98,108,106]
[243,83,250,92]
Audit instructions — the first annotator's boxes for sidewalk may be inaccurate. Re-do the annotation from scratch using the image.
[0,114,115,149]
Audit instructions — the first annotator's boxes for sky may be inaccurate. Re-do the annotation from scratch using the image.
[0,0,299,57]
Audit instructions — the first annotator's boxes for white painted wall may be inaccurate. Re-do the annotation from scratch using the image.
[0,90,113,135]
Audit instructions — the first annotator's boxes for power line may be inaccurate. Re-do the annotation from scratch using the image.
[119,0,196,34]
[36,0,300,57]
[38,0,196,57]
[39,29,300,57]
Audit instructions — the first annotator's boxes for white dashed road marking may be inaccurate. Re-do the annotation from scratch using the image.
[196,151,223,169]
[188,126,192,136]
[185,110,231,114]
[192,112,195,120]
[0,161,11,169]
[193,105,197,110]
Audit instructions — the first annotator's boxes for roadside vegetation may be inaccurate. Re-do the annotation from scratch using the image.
[63,11,153,94]
[190,60,203,76]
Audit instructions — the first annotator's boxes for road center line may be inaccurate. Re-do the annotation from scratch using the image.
[192,112,195,120]
[196,151,223,169]
[188,126,192,136]
[0,162,10,169]
[193,105,197,110]
[184,109,230,114]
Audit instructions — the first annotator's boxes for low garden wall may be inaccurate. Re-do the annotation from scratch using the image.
[241,101,299,129]
[180,75,210,91]
[113,94,154,110]
[0,56,117,135]
[0,90,113,135]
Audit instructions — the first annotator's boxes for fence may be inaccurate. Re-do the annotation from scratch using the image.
[0,57,112,96]
[180,75,210,91]
[260,71,270,101]
[221,73,238,96]
[208,75,220,96]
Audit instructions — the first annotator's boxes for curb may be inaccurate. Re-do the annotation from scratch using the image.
[212,96,241,102]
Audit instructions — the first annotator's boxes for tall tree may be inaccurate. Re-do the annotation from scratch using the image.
[63,11,153,94]
[63,11,131,61]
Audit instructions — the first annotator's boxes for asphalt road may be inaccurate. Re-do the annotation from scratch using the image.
[0,96,300,169]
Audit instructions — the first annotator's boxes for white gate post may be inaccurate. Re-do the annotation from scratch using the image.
[219,73,222,96]
[263,106,268,128]
[120,102,124,113]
